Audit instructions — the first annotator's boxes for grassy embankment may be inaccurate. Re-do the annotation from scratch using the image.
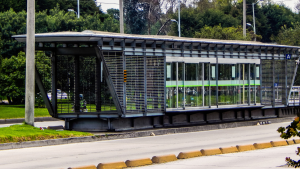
[0,124,93,144]
[0,105,50,119]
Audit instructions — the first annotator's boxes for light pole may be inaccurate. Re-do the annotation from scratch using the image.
[170,19,181,37]
[177,0,181,37]
[78,0,80,18]
[252,0,263,41]
[68,9,78,17]
[243,0,246,37]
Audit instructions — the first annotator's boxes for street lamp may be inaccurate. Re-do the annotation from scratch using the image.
[171,19,181,37]
[176,0,181,37]
[68,9,78,18]
[252,0,263,41]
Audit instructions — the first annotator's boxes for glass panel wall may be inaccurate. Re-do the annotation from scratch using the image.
[204,63,210,106]
[218,64,239,105]
[211,64,217,106]
[166,61,261,109]
[185,63,202,107]
[255,64,261,104]
[166,62,177,108]
[178,62,184,108]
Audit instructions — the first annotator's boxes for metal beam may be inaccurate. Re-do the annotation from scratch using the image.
[50,52,57,116]
[35,66,54,116]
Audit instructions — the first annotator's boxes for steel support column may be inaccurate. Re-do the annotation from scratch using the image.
[248,64,251,105]
[272,57,275,107]
[51,52,57,116]
[35,67,54,116]
[74,55,80,112]
[95,55,101,112]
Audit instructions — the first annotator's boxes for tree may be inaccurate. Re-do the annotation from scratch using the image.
[0,6,119,58]
[278,117,300,167]
[0,0,102,16]
[123,0,148,34]
[194,24,261,41]
[168,7,240,37]
[0,52,26,104]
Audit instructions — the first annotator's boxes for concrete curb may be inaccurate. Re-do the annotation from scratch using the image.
[68,139,300,169]
[0,117,60,124]
[201,148,222,156]
[97,162,127,169]
[68,165,96,169]
[125,158,152,167]
[0,117,295,151]
[177,151,202,159]
[151,154,177,163]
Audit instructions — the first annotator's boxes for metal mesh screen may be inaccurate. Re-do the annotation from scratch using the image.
[146,56,165,113]
[103,51,124,108]
[56,55,74,113]
[261,59,296,106]
[126,56,145,113]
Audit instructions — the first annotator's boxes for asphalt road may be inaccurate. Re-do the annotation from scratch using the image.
[0,121,295,169]
[137,144,299,169]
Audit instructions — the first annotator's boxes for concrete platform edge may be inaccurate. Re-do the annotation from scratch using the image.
[0,117,294,151]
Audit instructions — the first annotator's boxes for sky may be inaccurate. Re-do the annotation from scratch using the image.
[95,0,300,13]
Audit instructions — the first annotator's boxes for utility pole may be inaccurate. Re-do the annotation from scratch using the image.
[243,0,246,37]
[119,0,124,33]
[25,0,35,126]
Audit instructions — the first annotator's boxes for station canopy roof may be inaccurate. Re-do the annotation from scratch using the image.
[13,30,300,50]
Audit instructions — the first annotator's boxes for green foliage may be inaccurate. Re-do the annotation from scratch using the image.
[0,6,119,58]
[278,117,300,167]
[0,0,101,15]
[123,0,148,34]
[0,52,26,104]
[271,22,300,46]
[169,8,240,37]
[194,24,262,41]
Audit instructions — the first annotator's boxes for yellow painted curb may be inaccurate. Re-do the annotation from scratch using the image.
[287,140,295,145]
[200,148,222,156]
[219,146,239,154]
[177,151,202,159]
[270,140,288,147]
[68,165,97,169]
[253,142,273,149]
[125,158,152,167]
[97,162,127,169]
[236,145,256,152]
[151,154,177,163]
[294,139,300,144]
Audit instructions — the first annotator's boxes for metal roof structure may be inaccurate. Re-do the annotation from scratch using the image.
[13,30,300,50]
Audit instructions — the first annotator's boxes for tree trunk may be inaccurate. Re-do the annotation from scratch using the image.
[7,96,12,104]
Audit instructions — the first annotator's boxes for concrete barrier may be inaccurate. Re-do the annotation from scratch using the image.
[68,165,96,169]
[219,146,239,154]
[253,142,273,149]
[270,140,288,147]
[287,140,295,145]
[200,148,222,156]
[151,154,177,163]
[177,151,202,159]
[97,162,127,169]
[294,139,300,144]
[125,158,152,167]
[236,145,256,152]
